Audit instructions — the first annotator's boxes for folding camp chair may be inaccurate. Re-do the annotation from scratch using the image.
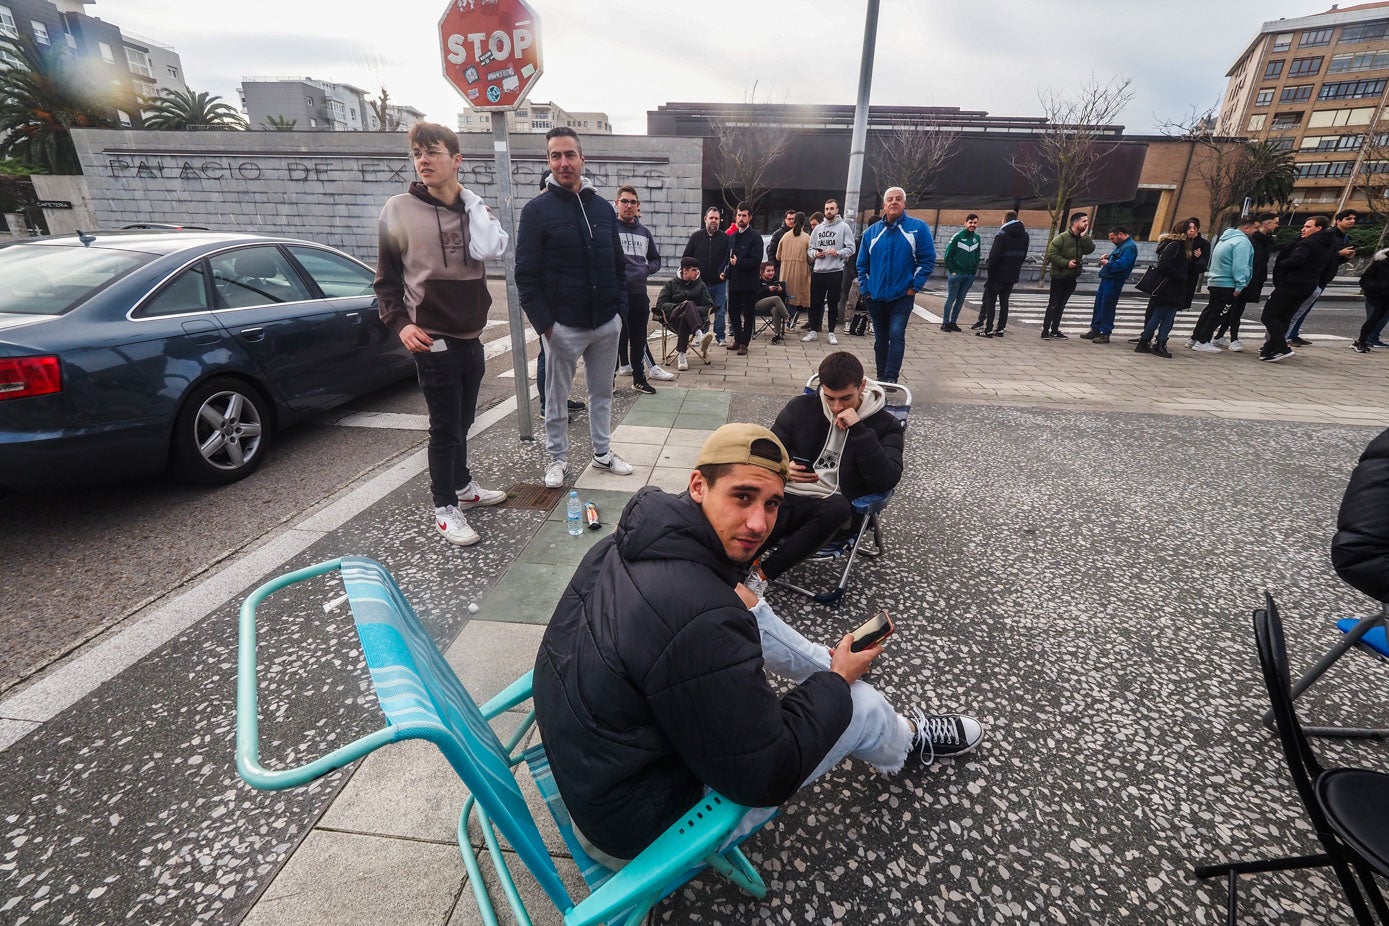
[773,376,912,607]
[649,304,712,366]
[236,556,768,926]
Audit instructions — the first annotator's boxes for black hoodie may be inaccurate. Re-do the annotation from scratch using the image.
[985,220,1030,286]
[533,487,852,860]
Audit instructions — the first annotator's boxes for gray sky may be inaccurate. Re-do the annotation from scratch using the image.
[109,0,1321,134]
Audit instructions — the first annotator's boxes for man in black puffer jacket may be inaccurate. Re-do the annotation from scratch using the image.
[1259,215,1338,362]
[533,424,983,866]
[1332,426,1389,602]
[517,126,634,488]
[973,212,1029,337]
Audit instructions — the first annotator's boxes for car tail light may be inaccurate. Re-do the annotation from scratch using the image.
[0,356,62,401]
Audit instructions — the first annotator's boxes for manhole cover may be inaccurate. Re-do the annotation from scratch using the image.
[499,483,564,511]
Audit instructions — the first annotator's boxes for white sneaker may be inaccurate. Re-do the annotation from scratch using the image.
[801,331,818,342]
[745,561,769,598]
[1213,337,1230,348]
[697,331,715,359]
[544,459,567,488]
[456,480,507,509]
[648,364,676,381]
[616,364,633,376]
[434,505,480,546]
[1228,339,1244,352]
[677,353,689,371]
[1192,341,1221,353]
[1184,338,1196,349]
[592,451,634,476]
[827,331,839,345]
[715,338,726,347]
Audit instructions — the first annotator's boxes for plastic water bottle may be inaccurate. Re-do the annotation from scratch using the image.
[567,491,583,536]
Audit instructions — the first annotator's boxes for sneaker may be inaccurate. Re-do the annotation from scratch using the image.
[592,451,634,475]
[1228,340,1244,352]
[1094,333,1110,344]
[1134,341,1152,353]
[456,480,507,509]
[1080,329,1098,340]
[993,329,1005,337]
[567,399,586,411]
[434,505,480,546]
[1352,341,1369,353]
[827,331,839,345]
[801,331,818,342]
[1040,331,1052,340]
[715,338,726,347]
[1192,341,1221,353]
[770,335,783,344]
[1153,343,1172,359]
[616,364,633,376]
[1185,338,1196,349]
[970,320,984,330]
[1050,330,1069,340]
[633,379,657,394]
[1289,336,1312,347]
[677,353,689,371]
[1262,349,1294,363]
[907,706,984,763]
[745,561,769,598]
[1213,337,1230,349]
[1373,339,1389,348]
[976,330,993,338]
[697,331,715,359]
[648,364,677,381]
[544,459,568,488]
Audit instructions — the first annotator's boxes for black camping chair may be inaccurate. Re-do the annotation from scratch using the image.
[1193,592,1389,925]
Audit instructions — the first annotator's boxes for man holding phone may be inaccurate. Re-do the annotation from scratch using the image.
[749,351,904,588]
[533,423,983,867]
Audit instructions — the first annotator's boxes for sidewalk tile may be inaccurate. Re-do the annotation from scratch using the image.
[473,563,575,625]
[655,444,701,469]
[619,409,678,427]
[672,414,729,431]
[446,847,588,926]
[647,466,695,493]
[444,620,547,704]
[542,488,634,523]
[664,427,717,447]
[610,424,670,445]
[518,520,611,566]
[574,463,652,490]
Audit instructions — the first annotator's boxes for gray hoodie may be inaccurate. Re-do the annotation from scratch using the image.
[808,216,856,273]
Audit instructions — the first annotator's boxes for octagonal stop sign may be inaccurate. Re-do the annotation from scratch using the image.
[440,0,543,111]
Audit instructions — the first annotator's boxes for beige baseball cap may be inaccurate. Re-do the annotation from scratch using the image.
[695,423,790,481]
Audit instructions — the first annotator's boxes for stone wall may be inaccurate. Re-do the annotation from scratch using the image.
[71,130,704,270]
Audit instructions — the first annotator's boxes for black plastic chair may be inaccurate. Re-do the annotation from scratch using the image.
[1193,593,1389,925]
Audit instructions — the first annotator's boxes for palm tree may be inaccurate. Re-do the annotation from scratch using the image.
[0,35,114,174]
[141,88,247,131]
[1236,141,1297,209]
[260,115,298,131]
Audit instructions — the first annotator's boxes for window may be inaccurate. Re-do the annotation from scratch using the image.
[309,117,317,127]
[286,247,373,297]
[0,44,19,68]
[138,265,211,317]
[1300,133,1364,150]
[1271,111,1304,129]
[0,5,15,38]
[31,21,48,44]
[1267,137,1296,151]
[1319,78,1387,100]
[1309,106,1377,127]
[1296,160,1354,178]
[1248,113,1268,131]
[64,31,74,49]
[1281,84,1314,103]
[116,109,131,127]
[1329,49,1389,73]
[1298,187,1341,203]
[328,99,344,114]
[167,65,177,79]
[1289,56,1323,77]
[306,96,314,107]
[209,247,312,308]
[97,41,115,64]
[1341,19,1389,44]
[1264,60,1285,80]
[125,47,152,78]
[1273,32,1293,52]
[1300,27,1333,47]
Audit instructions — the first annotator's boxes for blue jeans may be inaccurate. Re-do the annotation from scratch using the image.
[1140,301,1178,344]
[941,273,975,324]
[865,294,914,382]
[707,281,727,341]
[1286,286,1322,339]
[720,598,912,847]
[1090,278,1124,334]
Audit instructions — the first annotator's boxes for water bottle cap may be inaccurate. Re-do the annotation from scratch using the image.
[570,490,578,497]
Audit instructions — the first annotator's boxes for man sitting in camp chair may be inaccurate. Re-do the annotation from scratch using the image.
[748,350,905,588]
[654,256,716,371]
[533,423,982,870]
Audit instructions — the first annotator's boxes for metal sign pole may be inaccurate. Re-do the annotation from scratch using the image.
[492,118,533,441]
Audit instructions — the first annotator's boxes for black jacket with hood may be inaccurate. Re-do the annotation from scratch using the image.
[1333,426,1389,603]
[985,220,1030,286]
[1272,228,1340,291]
[515,177,628,334]
[771,391,904,501]
[532,487,852,861]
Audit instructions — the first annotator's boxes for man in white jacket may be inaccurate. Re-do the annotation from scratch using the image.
[804,199,856,344]
[373,122,510,546]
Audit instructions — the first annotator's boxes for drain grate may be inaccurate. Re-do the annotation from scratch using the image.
[498,483,564,511]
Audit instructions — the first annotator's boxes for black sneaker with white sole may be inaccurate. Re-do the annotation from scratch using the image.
[908,707,984,763]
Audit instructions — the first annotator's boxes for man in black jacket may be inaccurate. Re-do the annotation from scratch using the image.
[725,202,765,355]
[1333,425,1389,602]
[683,206,731,345]
[516,126,635,488]
[533,423,982,866]
[973,213,1029,337]
[1286,209,1358,346]
[751,351,905,584]
[1259,215,1337,362]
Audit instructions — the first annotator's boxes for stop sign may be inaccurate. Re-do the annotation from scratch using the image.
[439,0,543,111]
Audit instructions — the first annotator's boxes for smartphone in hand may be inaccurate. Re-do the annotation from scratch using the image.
[848,609,894,652]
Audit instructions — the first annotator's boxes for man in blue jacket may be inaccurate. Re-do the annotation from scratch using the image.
[1190,216,1257,353]
[1081,226,1136,344]
[516,127,635,488]
[855,186,936,383]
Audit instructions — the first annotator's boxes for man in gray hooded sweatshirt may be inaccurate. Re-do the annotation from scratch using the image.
[804,199,856,343]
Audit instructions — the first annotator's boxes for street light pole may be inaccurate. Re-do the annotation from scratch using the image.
[842,0,881,228]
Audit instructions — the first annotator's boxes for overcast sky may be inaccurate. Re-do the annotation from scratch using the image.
[108,0,1323,134]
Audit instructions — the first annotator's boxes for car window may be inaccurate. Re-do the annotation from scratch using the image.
[287,246,374,297]
[209,246,313,309]
[139,264,211,317]
[0,245,151,315]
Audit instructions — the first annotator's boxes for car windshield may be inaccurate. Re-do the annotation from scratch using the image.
[0,245,153,315]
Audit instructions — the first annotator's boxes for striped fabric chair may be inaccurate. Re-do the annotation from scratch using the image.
[236,555,768,926]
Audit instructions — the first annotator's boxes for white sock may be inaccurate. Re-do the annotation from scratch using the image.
[678,352,687,362]
[694,329,705,339]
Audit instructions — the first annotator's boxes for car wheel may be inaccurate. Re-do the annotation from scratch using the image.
[171,377,273,485]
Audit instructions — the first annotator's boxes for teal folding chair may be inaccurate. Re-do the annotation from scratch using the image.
[236,556,768,926]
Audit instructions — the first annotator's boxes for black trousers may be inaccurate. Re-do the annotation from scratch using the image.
[617,291,651,381]
[1360,296,1389,345]
[1042,276,1078,333]
[414,337,485,509]
[979,280,1014,332]
[1260,285,1316,357]
[729,288,757,346]
[1191,287,1236,345]
[1214,293,1252,342]
[759,491,855,580]
[809,270,844,332]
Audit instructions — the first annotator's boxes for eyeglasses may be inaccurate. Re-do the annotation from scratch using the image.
[617,198,639,205]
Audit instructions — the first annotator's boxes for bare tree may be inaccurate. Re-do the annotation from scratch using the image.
[707,84,792,215]
[869,121,962,208]
[368,86,401,132]
[1157,104,1250,231]
[1357,128,1389,247]
[1011,75,1134,247]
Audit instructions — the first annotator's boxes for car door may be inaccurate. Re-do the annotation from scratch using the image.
[207,245,344,413]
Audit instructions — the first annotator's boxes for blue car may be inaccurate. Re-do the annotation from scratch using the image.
[0,231,415,490]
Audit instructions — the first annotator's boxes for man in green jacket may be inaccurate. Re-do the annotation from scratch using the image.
[940,214,981,332]
[1041,212,1095,339]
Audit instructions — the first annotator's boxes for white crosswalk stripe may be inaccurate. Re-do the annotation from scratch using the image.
[963,292,1205,337]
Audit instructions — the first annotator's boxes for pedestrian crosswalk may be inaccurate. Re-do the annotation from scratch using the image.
[958,292,1207,337]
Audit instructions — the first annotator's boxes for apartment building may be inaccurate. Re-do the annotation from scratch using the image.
[457,100,611,134]
[1220,1,1389,211]
[239,77,372,131]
